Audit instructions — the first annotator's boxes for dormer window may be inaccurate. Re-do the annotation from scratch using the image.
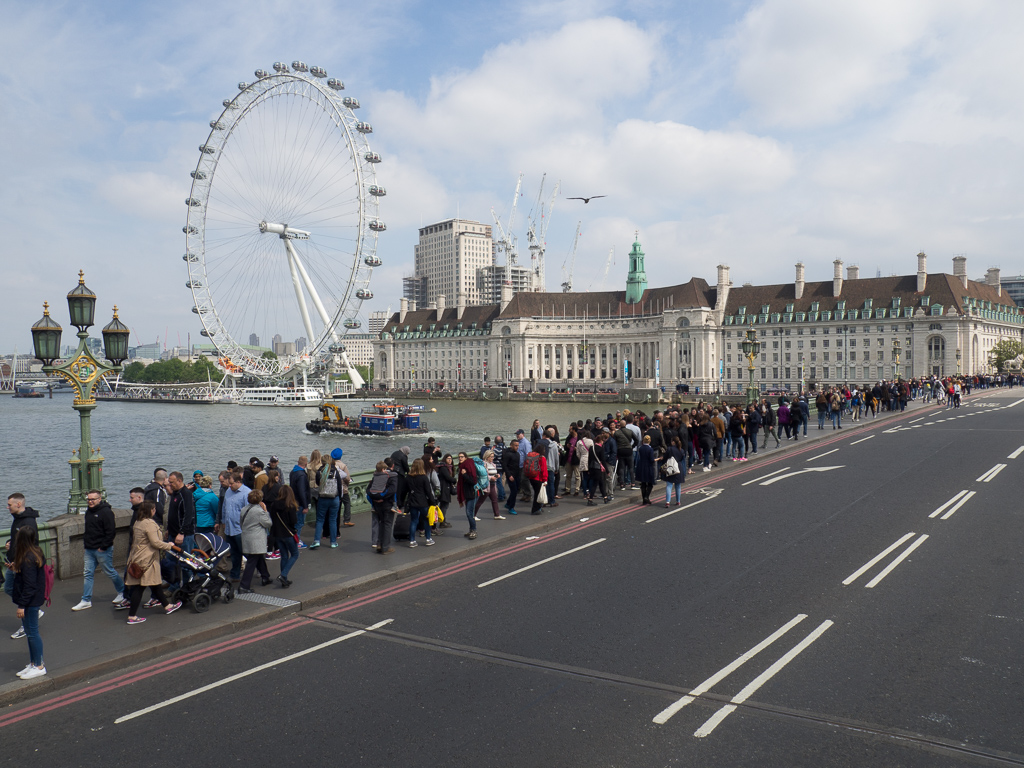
[761,304,770,314]
[785,303,794,313]
[738,306,746,315]
[810,302,819,312]
[837,300,846,310]
[891,297,900,309]
[864,298,873,310]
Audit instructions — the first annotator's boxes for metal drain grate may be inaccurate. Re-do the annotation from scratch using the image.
[233,592,300,608]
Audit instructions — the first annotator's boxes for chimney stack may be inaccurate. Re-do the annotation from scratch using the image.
[833,259,844,298]
[713,265,731,319]
[408,299,417,312]
[916,251,927,293]
[399,297,408,323]
[953,256,968,288]
[456,292,466,321]
[986,267,1001,296]
[499,282,513,313]
[795,263,805,300]
[436,294,446,315]
[847,265,859,281]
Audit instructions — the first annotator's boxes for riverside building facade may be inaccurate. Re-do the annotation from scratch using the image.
[374,243,1024,393]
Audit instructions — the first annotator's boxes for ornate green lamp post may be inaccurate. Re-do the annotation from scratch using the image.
[740,324,762,405]
[892,338,901,382]
[31,271,129,513]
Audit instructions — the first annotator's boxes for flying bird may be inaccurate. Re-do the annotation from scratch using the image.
[567,195,606,204]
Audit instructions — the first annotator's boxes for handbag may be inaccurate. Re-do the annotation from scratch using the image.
[427,504,444,526]
[663,456,680,476]
[274,510,301,543]
[127,560,144,579]
[536,484,548,505]
[319,469,339,499]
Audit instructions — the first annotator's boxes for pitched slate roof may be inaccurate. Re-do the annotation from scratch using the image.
[497,277,715,319]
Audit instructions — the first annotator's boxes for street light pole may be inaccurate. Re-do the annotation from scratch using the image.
[741,324,762,405]
[892,338,902,382]
[30,272,128,513]
[956,347,961,375]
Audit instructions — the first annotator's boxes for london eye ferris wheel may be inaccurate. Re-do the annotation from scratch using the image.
[183,61,384,382]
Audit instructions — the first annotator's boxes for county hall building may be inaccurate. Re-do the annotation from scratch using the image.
[372,242,1024,393]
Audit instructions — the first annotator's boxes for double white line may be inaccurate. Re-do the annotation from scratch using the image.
[976,464,1007,483]
[843,533,929,588]
[928,490,975,519]
[653,614,833,737]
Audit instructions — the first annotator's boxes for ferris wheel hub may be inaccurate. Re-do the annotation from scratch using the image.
[259,221,310,240]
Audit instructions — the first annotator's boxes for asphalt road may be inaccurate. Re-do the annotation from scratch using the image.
[3,390,1023,767]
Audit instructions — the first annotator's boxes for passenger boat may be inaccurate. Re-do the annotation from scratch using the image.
[305,402,433,435]
[237,385,324,406]
[13,384,46,398]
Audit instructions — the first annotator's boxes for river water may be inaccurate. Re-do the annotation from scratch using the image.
[2,394,625,521]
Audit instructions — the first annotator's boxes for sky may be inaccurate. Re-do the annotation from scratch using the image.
[2,0,1023,354]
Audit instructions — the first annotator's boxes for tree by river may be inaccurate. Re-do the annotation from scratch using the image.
[122,356,224,383]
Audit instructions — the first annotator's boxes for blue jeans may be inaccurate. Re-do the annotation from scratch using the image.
[818,411,826,428]
[276,537,299,579]
[3,567,14,597]
[496,478,506,502]
[464,495,477,531]
[83,548,125,602]
[547,472,558,504]
[22,606,42,667]
[408,506,432,542]
[665,482,682,504]
[831,411,841,428]
[732,436,745,459]
[315,495,340,544]
[296,508,307,539]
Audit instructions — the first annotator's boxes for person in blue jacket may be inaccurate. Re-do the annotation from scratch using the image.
[11,526,47,679]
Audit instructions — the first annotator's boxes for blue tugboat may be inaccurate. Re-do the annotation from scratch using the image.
[306,402,432,436]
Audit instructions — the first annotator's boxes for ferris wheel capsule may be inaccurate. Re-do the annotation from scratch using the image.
[191,170,206,180]
[291,61,308,72]
[273,62,289,72]
[183,253,199,262]
[355,121,372,134]
[364,255,382,267]
[369,220,386,232]
[328,343,346,354]
[327,78,345,90]
[199,145,215,154]
[364,152,381,163]
[343,319,361,330]
[200,329,211,337]
[309,66,327,78]
[356,289,373,300]
[238,82,249,90]
[186,198,202,207]
[186,280,202,289]
[222,99,237,109]
[369,185,386,197]
[342,97,360,109]
[255,69,270,79]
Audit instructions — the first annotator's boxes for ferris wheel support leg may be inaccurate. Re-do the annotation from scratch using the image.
[341,351,365,389]
[284,241,317,350]
[285,239,340,343]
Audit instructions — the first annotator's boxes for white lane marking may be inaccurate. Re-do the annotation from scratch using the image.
[693,620,834,738]
[929,490,969,519]
[912,425,922,428]
[843,533,916,585]
[977,464,1007,483]
[849,435,875,446]
[759,466,844,486]
[742,467,790,486]
[1008,398,1024,408]
[1008,446,1024,459]
[806,449,838,462]
[908,417,925,424]
[865,535,929,588]
[645,491,722,523]
[924,422,935,426]
[115,619,393,723]
[940,491,976,520]
[653,614,808,725]
[477,539,605,587]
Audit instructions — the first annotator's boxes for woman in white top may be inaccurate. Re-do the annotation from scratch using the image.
[481,451,505,520]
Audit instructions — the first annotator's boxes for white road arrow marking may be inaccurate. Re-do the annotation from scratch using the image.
[759,466,844,485]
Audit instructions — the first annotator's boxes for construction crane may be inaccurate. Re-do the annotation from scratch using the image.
[491,173,523,289]
[526,174,559,292]
[588,247,615,291]
[561,221,582,292]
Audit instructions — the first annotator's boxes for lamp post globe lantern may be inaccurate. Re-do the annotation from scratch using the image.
[31,302,63,366]
[66,270,97,332]
[101,306,130,366]
[31,272,126,513]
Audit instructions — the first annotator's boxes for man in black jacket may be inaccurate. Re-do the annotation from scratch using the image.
[502,439,522,516]
[73,490,126,611]
[290,456,310,544]
[5,493,39,601]
[166,472,196,587]
[143,468,168,526]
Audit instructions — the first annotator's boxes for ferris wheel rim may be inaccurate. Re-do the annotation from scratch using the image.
[183,64,382,379]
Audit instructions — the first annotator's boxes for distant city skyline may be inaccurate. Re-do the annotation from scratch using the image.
[3,1,1024,355]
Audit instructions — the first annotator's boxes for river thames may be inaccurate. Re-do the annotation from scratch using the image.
[1,394,626,521]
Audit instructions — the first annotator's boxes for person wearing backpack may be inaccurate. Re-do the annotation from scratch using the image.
[368,461,398,554]
[312,448,345,549]
[404,459,437,548]
[523,441,549,515]
[10,526,48,679]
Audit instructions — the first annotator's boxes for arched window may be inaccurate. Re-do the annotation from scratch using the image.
[927,336,945,360]
[677,317,691,327]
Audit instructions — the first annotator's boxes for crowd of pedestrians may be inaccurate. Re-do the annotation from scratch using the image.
[5,371,1019,681]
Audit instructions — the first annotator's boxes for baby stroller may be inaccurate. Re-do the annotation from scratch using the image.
[166,533,235,613]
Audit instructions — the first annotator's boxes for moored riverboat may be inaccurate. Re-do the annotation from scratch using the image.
[306,402,432,435]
